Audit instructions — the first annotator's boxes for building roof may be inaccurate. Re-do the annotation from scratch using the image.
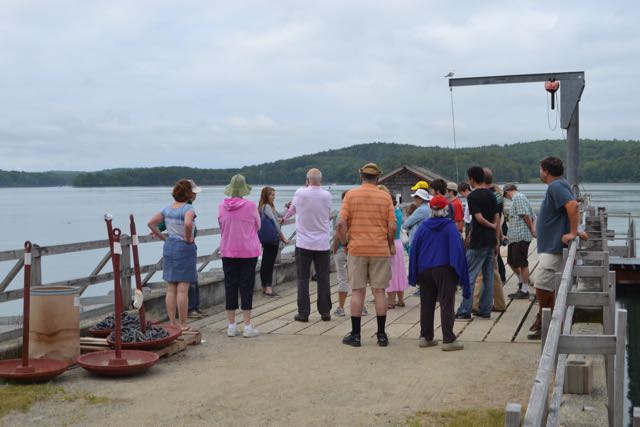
[378,164,449,184]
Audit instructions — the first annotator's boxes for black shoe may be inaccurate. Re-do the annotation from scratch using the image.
[508,290,530,300]
[294,314,309,322]
[376,332,389,347]
[475,313,491,320]
[263,290,279,297]
[342,332,361,347]
[455,313,471,320]
[321,313,331,322]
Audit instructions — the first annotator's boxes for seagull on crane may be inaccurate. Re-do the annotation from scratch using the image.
[444,70,455,78]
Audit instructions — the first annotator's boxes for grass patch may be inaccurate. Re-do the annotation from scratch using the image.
[0,384,63,418]
[407,408,506,427]
[0,383,110,418]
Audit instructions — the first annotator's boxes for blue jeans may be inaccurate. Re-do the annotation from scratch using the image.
[188,281,200,312]
[457,246,494,317]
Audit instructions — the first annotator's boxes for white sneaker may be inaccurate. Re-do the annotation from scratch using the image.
[243,325,261,338]
[227,325,237,337]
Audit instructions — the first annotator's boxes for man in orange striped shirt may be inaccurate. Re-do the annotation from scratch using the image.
[336,163,396,347]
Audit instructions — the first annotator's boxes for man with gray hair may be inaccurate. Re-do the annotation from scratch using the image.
[282,168,333,322]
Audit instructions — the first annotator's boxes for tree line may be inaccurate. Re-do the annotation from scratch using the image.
[2,139,639,187]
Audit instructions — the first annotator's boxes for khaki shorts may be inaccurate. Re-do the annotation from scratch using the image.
[533,253,563,292]
[347,255,391,290]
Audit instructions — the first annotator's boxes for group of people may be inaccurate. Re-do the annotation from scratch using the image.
[146,155,585,348]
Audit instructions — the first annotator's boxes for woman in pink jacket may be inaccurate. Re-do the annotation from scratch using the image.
[218,174,262,338]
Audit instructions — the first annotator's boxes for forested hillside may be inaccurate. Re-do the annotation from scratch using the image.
[1,139,639,186]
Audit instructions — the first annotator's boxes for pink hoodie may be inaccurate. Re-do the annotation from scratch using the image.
[218,198,262,258]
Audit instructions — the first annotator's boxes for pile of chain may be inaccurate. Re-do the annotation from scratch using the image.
[94,312,154,331]
[108,324,170,343]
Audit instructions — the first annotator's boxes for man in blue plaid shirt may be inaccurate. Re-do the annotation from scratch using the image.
[503,184,536,299]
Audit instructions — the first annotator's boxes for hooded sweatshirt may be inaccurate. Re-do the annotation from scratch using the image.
[218,198,261,258]
[408,216,470,298]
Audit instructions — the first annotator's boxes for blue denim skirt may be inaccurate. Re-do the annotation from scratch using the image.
[162,238,197,283]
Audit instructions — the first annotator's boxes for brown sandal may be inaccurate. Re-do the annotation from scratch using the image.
[396,301,405,307]
[387,303,396,309]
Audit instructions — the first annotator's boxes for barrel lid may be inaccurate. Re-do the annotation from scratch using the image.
[30,286,80,296]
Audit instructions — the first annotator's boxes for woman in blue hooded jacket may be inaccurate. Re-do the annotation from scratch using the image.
[409,195,470,351]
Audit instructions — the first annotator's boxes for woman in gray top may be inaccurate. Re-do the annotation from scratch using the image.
[258,187,288,296]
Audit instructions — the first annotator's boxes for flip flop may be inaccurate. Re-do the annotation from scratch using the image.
[181,326,192,332]
[387,303,396,309]
[396,301,406,307]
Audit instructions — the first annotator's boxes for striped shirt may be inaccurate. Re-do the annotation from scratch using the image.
[339,183,395,256]
[507,192,536,242]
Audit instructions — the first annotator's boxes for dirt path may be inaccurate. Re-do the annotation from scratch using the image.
[2,329,538,426]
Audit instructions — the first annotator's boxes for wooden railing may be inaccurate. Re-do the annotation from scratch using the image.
[505,207,630,426]
[0,216,301,342]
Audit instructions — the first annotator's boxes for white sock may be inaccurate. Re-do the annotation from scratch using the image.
[521,283,529,293]
[228,323,236,329]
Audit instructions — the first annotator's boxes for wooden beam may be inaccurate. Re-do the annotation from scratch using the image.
[566,291,609,307]
[557,335,616,355]
[524,242,577,426]
[615,310,628,427]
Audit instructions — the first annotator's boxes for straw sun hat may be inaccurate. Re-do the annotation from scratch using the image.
[224,174,252,197]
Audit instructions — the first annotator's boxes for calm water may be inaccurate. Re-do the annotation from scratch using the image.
[1,182,639,419]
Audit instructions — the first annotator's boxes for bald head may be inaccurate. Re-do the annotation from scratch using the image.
[483,167,494,185]
[306,168,323,185]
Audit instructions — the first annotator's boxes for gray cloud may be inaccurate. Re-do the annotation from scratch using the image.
[0,0,638,171]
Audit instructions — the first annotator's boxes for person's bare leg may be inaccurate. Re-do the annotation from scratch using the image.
[226,310,236,325]
[350,288,365,316]
[521,266,530,284]
[387,291,396,307]
[177,282,190,329]
[397,291,405,305]
[242,310,252,326]
[338,291,348,309]
[372,288,387,315]
[165,283,178,326]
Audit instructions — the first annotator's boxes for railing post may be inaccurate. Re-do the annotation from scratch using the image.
[614,309,627,427]
[504,402,521,426]
[30,244,42,287]
[604,270,616,427]
[541,308,551,353]
[119,236,132,309]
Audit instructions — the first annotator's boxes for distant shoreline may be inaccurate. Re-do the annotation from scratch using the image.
[3,139,640,186]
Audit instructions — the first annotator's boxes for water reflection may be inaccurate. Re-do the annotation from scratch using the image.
[617,284,640,426]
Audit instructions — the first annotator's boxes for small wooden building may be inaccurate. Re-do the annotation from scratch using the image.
[378,165,449,203]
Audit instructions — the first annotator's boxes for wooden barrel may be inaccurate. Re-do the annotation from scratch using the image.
[29,286,80,364]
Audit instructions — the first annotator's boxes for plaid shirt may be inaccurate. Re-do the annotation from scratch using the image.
[507,192,536,242]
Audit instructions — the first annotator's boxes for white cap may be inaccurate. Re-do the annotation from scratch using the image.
[411,189,431,201]
[188,179,203,194]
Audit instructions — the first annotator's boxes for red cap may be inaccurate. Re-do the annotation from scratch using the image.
[429,195,448,210]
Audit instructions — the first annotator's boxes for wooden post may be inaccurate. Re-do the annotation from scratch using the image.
[119,237,132,309]
[541,308,551,353]
[30,244,42,287]
[504,402,521,427]
[614,309,627,427]
[604,270,616,427]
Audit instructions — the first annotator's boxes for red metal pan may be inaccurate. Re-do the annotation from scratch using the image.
[77,222,159,377]
[0,241,69,382]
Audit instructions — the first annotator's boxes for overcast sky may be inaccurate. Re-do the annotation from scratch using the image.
[1,0,638,171]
